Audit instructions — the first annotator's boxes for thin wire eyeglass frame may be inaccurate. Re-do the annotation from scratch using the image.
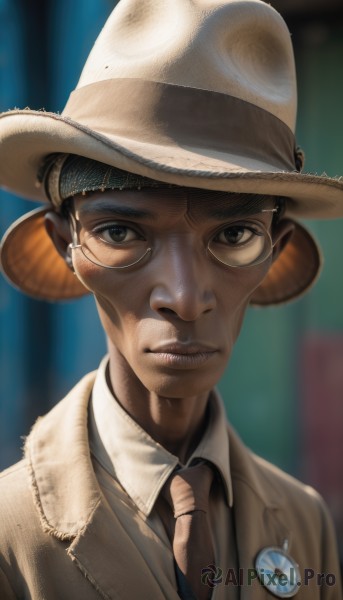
[68,208,278,270]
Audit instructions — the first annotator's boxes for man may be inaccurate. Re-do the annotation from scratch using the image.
[0,0,342,598]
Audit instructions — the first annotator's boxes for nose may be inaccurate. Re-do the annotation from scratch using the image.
[149,241,216,321]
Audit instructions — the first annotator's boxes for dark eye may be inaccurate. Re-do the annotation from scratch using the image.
[208,221,270,267]
[97,224,139,244]
[216,226,257,245]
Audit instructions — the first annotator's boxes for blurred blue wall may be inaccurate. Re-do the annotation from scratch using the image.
[0,0,116,467]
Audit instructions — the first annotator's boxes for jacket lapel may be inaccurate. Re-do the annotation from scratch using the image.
[25,372,175,600]
[67,495,170,600]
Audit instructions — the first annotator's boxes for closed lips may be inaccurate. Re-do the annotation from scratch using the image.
[147,343,218,354]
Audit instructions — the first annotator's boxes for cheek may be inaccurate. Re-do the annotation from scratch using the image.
[72,256,101,293]
[73,254,144,307]
[239,257,272,308]
[73,256,145,344]
[208,257,271,366]
[218,258,271,335]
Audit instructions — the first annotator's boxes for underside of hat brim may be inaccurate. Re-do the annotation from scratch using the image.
[0,205,322,306]
[1,110,343,219]
[0,208,87,300]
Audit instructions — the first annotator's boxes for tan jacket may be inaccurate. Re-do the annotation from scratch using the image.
[0,372,341,600]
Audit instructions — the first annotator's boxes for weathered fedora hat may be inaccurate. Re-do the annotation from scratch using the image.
[0,0,341,303]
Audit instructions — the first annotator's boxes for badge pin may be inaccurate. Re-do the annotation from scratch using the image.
[255,542,301,598]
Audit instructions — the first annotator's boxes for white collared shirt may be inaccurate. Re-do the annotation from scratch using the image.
[88,356,238,599]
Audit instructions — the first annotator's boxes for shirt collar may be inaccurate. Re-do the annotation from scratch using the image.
[89,356,233,516]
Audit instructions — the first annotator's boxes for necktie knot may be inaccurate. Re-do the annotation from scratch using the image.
[164,462,214,518]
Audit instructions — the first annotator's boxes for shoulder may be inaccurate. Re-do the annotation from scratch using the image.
[0,458,40,539]
[250,451,342,589]
[0,458,31,504]
[228,424,342,585]
[0,458,44,596]
[251,451,331,522]
[0,370,97,536]
[228,423,335,531]
[252,450,319,499]
[0,371,97,597]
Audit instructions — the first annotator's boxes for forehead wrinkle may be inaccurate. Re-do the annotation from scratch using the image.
[72,187,190,220]
[206,201,271,219]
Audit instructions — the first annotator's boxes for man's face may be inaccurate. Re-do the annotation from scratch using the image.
[69,188,277,398]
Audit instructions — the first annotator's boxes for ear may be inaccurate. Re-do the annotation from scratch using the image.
[271,218,296,264]
[44,210,74,270]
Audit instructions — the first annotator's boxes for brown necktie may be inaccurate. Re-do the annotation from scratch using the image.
[162,462,215,600]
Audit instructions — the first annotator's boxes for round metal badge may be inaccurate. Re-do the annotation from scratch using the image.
[255,546,301,598]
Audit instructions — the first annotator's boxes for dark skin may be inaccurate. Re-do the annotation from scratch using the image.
[45,188,294,463]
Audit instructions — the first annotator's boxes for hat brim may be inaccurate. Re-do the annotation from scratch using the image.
[1,109,343,219]
[0,206,321,305]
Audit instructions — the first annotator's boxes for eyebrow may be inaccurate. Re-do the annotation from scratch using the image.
[77,202,156,220]
[185,191,274,220]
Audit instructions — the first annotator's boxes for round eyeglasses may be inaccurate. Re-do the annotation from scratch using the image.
[68,210,276,270]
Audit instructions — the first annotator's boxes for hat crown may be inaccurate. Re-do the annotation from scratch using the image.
[77,0,297,131]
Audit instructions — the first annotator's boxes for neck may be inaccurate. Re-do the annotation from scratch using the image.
[107,346,210,464]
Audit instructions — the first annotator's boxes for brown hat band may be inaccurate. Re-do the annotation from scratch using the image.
[64,79,297,174]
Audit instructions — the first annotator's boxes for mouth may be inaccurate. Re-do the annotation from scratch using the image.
[146,341,218,369]
[149,341,217,354]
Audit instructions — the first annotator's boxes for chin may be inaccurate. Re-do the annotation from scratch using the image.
[136,365,226,399]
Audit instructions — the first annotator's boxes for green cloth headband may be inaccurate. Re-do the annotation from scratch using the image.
[38,153,175,209]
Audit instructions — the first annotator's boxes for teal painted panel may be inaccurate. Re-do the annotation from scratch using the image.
[219,302,300,474]
[295,24,343,331]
